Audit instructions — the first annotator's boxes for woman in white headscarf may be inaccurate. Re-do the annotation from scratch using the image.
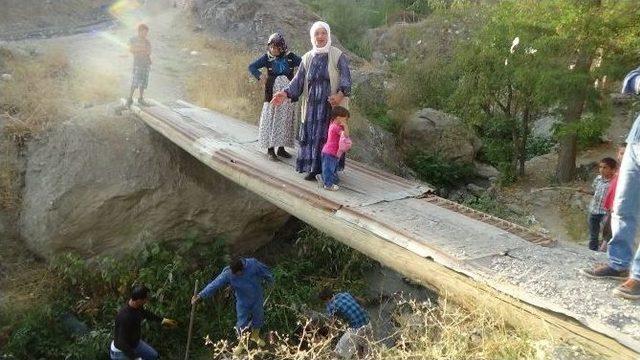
[271,21,351,180]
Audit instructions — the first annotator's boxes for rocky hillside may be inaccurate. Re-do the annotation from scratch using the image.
[193,0,320,52]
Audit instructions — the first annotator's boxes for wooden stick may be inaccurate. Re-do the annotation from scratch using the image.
[529,186,581,193]
[184,279,198,360]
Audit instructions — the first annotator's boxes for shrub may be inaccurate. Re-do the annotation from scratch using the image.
[406,151,474,189]
[2,227,374,359]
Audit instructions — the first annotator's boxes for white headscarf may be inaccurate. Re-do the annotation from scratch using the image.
[309,21,331,55]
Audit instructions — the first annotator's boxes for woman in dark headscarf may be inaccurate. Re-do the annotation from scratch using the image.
[271,22,351,180]
[249,33,302,161]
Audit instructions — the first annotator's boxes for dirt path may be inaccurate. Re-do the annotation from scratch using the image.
[506,97,637,245]
[4,0,203,105]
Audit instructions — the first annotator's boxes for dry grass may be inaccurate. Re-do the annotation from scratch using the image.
[0,152,18,210]
[0,47,70,137]
[185,36,264,123]
[0,45,120,138]
[70,66,121,105]
[203,297,553,360]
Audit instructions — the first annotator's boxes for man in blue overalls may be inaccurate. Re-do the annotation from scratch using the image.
[192,258,274,349]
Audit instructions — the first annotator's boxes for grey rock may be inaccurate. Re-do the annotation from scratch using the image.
[349,116,410,177]
[466,183,485,196]
[531,115,561,140]
[61,312,88,336]
[473,161,500,179]
[19,105,289,259]
[400,108,482,163]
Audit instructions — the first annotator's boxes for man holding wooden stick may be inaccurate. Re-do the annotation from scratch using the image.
[191,258,274,350]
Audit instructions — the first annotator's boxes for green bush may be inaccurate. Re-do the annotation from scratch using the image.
[526,136,554,160]
[3,227,373,359]
[406,151,474,188]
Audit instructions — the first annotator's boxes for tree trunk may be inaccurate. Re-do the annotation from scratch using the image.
[511,119,519,177]
[555,58,592,183]
[518,106,530,177]
[555,0,602,183]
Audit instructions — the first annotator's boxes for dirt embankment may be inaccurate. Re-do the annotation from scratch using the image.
[0,0,114,40]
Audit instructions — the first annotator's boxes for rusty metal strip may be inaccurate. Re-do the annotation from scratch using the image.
[213,148,342,212]
[421,194,556,247]
[348,160,426,189]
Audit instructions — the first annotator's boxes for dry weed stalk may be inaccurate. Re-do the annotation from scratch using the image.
[200,296,543,360]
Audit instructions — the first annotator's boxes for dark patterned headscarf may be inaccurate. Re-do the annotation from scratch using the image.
[267,33,288,59]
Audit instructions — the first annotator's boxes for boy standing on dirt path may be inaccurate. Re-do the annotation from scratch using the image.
[127,23,152,107]
[579,157,617,251]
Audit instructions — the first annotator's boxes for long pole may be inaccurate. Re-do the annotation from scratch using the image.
[184,279,198,360]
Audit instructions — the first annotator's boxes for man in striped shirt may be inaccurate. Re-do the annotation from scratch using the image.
[319,288,371,359]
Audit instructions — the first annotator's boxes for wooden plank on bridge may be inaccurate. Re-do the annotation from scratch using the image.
[132,100,640,359]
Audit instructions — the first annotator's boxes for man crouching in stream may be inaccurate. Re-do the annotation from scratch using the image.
[319,288,372,359]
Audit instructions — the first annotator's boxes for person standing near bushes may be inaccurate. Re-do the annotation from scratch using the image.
[249,33,302,161]
[109,285,177,360]
[271,21,352,180]
[192,258,274,353]
[582,65,640,300]
[579,158,617,251]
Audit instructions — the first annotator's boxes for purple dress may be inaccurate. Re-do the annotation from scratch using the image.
[284,52,351,174]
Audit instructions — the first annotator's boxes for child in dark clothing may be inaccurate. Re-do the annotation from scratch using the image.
[581,157,617,251]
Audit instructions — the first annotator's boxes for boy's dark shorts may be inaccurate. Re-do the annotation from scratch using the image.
[131,65,150,89]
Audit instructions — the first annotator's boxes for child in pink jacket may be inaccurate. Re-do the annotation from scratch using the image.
[317,106,351,191]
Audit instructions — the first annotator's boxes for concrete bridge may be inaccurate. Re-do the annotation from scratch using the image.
[131,99,640,359]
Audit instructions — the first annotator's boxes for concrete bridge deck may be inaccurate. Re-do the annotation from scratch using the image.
[131,100,640,358]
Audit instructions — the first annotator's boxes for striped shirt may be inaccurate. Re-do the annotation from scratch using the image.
[589,175,611,215]
[326,292,369,329]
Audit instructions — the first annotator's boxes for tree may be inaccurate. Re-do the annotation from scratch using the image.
[448,2,559,178]
[444,0,640,181]
[541,0,640,182]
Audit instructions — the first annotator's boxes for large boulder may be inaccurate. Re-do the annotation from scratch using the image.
[19,105,289,259]
[400,108,481,163]
[193,0,320,52]
[350,115,410,177]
